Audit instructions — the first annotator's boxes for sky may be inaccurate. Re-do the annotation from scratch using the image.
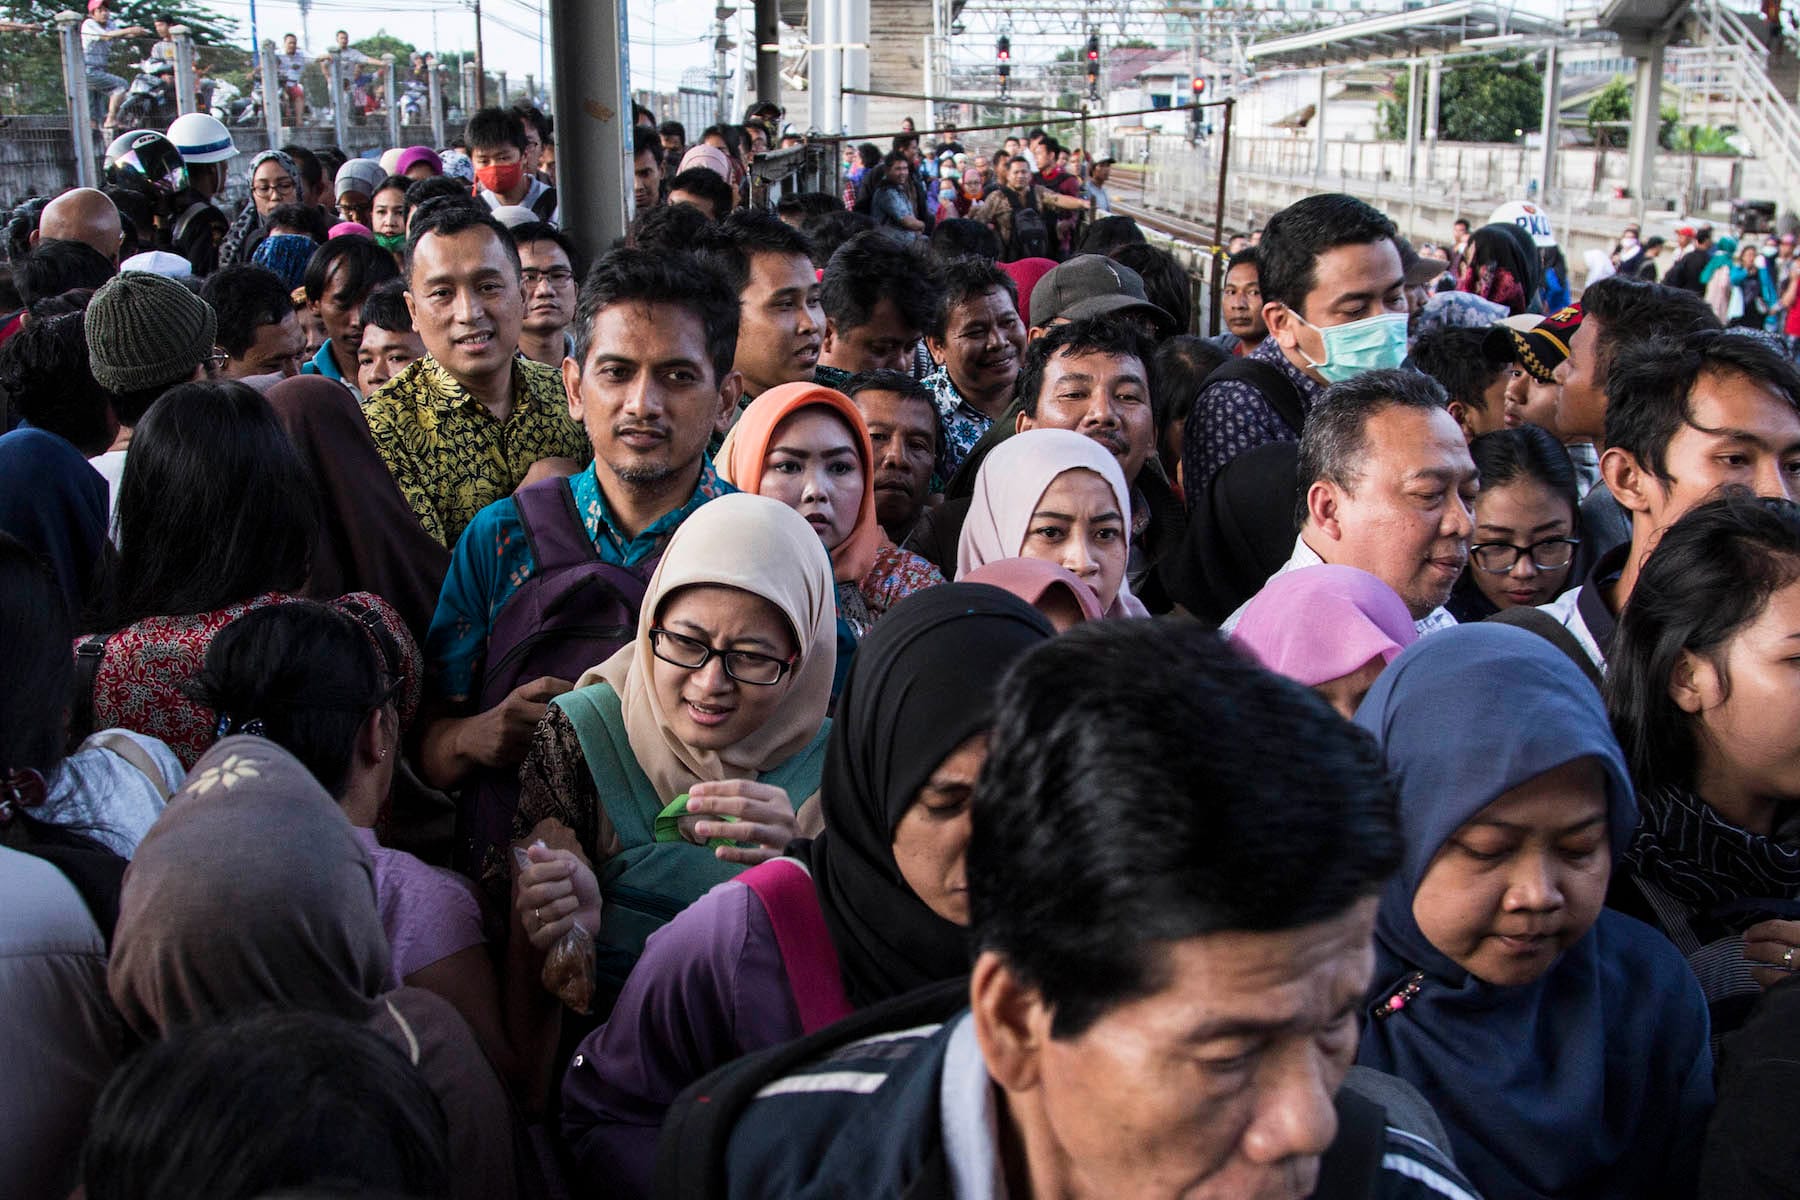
[194,0,724,95]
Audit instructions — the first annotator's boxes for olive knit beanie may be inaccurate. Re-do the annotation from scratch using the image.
[85,270,218,394]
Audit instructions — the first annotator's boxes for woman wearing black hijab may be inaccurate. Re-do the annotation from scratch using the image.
[557,584,1054,1199]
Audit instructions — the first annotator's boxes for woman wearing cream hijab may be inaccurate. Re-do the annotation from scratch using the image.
[956,427,1151,618]
[508,493,836,993]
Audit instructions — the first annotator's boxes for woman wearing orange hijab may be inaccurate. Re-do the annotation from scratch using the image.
[720,382,945,638]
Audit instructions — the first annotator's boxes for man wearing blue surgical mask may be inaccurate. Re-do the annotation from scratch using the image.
[1183,193,1408,500]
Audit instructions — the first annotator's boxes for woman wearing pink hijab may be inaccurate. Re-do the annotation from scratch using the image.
[954,427,1149,619]
[1228,564,1418,718]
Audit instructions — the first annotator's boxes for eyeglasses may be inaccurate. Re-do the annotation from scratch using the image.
[252,179,297,198]
[648,628,796,686]
[521,267,575,288]
[1471,536,1580,573]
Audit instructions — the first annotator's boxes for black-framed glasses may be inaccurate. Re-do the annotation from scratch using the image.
[520,267,575,288]
[1471,536,1580,573]
[649,628,796,686]
[252,179,297,197]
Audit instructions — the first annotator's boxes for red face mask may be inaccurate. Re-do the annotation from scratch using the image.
[475,161,524,197]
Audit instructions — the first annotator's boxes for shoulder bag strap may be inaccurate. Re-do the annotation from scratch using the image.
[78,731,173,802]
[70,633,110,746]
[1203,357,1309,438]
[514,476,596,572]
[738,858,854,1034]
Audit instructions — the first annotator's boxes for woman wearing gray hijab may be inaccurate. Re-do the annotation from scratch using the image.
[217,148,301,268]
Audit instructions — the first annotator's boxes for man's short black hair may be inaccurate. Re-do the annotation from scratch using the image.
[697,209,812,295]
[358,278,413,334]
[509,220,587,280]
[402,204,519,284]
[842,367,938,448]
[16,239,113,311]
[658,120,686,141]
[821,231,944,337]
[1109,242,1192,337]
[1014,316,1157,422]
[1076,215,1145,256]
[403,175,469,216]
[279,143,323,193]
[1580,274,1721,384]
[511,101,552,140]
[302,234,399,305]
[1407,326,1511,412]
[774,191,843,222]
[1606,328,1800,484]
[0,310,115,455]
[265,202,329,241]
[932,256,1018,339]
[632,124,661,161]
[969,619,1402,1038]
[570,248,739,383]
[202,266,296,357]
[464,106,528,154]
[802,209,875,265]
[929,217,1001,262]
[1257,192,1399,314]
[666,167,733,220]
[1297,366,1450,526]
[1226,246,1258,275]
[630,201,715,253]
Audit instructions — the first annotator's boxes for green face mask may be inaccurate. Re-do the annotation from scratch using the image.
[374,232,405,252]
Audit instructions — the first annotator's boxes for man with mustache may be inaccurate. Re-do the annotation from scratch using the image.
[1221,368,1477,636]
[417,248,741,808]
[365,204,591,550]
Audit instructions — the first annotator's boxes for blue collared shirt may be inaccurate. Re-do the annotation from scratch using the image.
[300,339,359,400]
[425,459,735,704]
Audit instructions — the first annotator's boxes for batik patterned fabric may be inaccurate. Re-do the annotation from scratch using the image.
[81,591,420,769]
[923,366,994,482]
[363,354,592,548]
[1183,336,1325,493]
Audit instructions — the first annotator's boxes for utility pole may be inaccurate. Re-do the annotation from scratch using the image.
[474,0,486,108]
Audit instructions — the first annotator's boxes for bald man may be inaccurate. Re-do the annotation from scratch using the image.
[34,188,123,264]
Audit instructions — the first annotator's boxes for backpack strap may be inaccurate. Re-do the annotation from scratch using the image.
[514,476,599,573]
[738,858,853,1035]
[1309,1090,1389,1200]
[1202,356,1310,438]
[70,633,110,745]
[78,731,172,803]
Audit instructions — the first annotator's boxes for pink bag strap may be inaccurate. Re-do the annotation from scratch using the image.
[739,858,853,1035]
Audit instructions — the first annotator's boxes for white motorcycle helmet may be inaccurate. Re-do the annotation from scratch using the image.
[166,111,238,164]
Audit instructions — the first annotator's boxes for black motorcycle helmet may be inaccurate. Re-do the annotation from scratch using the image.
[104,130,187,195]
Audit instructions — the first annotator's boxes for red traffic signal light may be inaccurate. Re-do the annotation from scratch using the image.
[1191,76,1205,94]
[997,35,1010,60]
[1085,34,1099,61]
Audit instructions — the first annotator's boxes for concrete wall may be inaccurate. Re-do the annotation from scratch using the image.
[864,0,930,136]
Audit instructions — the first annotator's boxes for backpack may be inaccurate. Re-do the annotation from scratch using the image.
[530,185,559,224]
[460,475,654,875]
[1200,356,1309,437]
[1005,191,1049,261]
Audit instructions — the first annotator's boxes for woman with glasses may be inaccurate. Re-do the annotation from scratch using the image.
[1446,424,1581,622]
[186,600,517,1090]
[554,584,1052,1199]
[508,493,835,1018]
[217,149,304,269]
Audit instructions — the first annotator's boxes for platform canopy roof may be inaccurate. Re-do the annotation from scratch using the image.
[1245,0,1581,69]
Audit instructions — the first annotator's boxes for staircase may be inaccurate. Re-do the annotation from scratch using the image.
[1678,0,1800,205]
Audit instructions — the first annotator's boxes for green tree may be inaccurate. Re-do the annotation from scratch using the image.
[0,0,242,114]
[1380,54,1542,144]
[352,30,417,63]
[1665,123,1738,154]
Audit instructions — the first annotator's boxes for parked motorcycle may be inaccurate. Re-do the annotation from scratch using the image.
[117,59,177,127]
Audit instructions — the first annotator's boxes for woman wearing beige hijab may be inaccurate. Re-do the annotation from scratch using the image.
[507,493,837,999]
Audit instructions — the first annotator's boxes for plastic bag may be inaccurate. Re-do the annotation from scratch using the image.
[513,844,596,1014]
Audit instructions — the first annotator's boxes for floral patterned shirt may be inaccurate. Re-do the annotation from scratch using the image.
[923,366,995,482]
[1182,336,1324,496]
[363,353,593,549]
[848,541,946,637]
[80,591,422,769]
